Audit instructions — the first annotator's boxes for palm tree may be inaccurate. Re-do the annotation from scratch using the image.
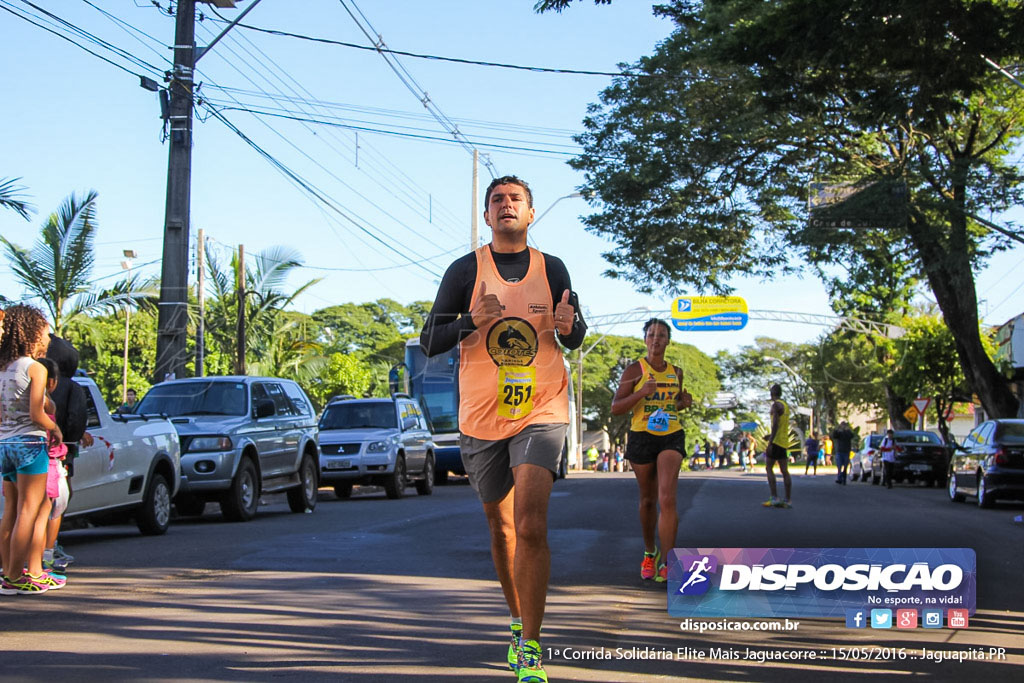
[1,190,154,335]
[0,177,34,221]
[203,244,322,375]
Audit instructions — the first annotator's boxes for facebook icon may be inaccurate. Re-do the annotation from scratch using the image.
[845,609,867,629]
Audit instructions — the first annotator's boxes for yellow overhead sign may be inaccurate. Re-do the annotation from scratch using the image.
[671,296,748,331]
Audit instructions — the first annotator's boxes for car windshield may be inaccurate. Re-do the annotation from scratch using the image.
[867,434,882,448]
[136,381,248,416]
[319,402,396,430]
[996,422,1024,444]
[893,432,942,444]
[420,382,458,433]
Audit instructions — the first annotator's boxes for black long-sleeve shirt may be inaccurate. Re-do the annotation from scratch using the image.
[420,246,587,357]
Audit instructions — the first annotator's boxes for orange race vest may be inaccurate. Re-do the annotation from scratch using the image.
[458,246,569,440]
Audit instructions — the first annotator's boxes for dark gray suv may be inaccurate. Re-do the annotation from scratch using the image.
[136,376,320,521]
[318,394,435,499]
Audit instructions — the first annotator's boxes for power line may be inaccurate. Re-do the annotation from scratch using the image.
[212,14,655,79]
[201,84,581,138]
[204,106,443,279]
[338,0,499,179]
[200,99,582,152]
[15,0,164,75]
[194,12,468,245]
[207,105,583,158]
[0,1,160,79]
[184,21,458,275]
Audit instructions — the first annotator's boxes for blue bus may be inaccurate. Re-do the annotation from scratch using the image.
[403,339,577,483]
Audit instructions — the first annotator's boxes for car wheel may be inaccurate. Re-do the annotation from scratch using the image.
[137,472,172,535]
[416,454,435,496]
[851,470,860,482]
[220,458,259,522]
[287,454,319,513]
[334,483,353,499]
[871,471,880,485]
[948,470,965,503]
[434,468,449,486]
[977,471,994,508]
[384,455,407,499]
[174,494,206,517]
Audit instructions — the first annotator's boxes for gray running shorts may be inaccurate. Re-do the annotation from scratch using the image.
[460,423,567,504]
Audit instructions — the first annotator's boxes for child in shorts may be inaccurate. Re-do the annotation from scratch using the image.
[38,358,69,575]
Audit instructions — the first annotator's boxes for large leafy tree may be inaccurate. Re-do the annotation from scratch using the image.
[541,0,1024,418]
[888,314,988,444]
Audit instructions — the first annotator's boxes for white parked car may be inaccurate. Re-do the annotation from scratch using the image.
[66,377,182,535]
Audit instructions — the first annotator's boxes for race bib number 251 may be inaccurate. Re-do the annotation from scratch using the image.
[498,366,535,420]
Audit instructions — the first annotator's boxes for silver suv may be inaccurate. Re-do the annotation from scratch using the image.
[318,394,435,499]
[135,376,320,521]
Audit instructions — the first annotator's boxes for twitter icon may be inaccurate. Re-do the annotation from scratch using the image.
[870,609,893,629]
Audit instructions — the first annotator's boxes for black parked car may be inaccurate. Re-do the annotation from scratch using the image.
[869,430,950,487]
[948,419,1024,508]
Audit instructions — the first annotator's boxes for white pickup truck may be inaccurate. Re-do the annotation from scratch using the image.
[65,377,182,535]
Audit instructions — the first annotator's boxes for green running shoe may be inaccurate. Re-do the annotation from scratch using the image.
[655,562,668,583]
[508,622,522,671]
[517,639,547,683]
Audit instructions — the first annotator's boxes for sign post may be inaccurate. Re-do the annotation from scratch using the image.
[903,405,919,425]
[913,397,932,430]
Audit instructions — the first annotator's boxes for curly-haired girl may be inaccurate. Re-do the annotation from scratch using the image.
[0,304,63,594]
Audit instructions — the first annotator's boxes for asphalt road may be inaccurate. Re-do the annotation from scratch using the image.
[1,468,1021,682]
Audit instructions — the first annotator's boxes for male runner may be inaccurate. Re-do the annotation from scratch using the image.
[420,175,586,683]
[763,384,793,508]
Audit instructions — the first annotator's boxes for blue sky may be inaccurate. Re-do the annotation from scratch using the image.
[1,0,1021,358]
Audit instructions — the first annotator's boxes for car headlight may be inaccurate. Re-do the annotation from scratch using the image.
[367,440,389,453]
[186,436,232,452]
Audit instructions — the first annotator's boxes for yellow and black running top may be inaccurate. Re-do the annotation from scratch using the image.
[629,358,683,435]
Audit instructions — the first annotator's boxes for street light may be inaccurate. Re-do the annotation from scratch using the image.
[532,191,585,228]
[120,249,137,405]
[528,192,588,249]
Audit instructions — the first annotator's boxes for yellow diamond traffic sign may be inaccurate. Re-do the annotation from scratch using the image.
[903,405,919,423]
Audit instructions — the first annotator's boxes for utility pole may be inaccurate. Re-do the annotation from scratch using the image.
[471,150,479,251]
[154,0,197,383]
[154,0,258,383]
[195,228,205,377]
[235,244,246,375]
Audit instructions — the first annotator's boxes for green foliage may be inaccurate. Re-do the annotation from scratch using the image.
[1,190,154,336]
[565,0,1024,415]
[577,333,720,445]
[304,352,375,410]
[0,177,33,221]
[65,308,157,407]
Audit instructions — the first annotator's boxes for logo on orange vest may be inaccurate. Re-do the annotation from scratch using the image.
[486,317,538,366]
[528,303,550,314]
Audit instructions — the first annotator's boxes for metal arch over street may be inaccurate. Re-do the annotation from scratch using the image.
[587,308,906,339]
